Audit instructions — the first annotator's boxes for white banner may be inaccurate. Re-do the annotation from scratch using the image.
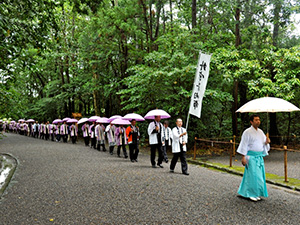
[188,52,211,118]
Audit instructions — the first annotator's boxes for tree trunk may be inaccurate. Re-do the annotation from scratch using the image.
[192,0,197,29]
[93,72,101,116]
[232,80,238,135]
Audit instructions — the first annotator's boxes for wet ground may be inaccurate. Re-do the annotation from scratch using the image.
[0,133,299,224]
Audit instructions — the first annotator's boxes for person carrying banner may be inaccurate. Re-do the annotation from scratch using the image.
[147,116,164,168]
[237,114,270,202]
[126,120,140,163]
[170,118,189,175]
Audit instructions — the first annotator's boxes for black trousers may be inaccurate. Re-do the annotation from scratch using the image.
[129,143,139,161]
[170,145,188,173]
[62,134,68,143]
[84,137,89,146]
[34,131,39,138]
[56,134,61,142]
[91,137,96,149]
[71,135,76,144]
[45,133,49,140]
[150,143,163,166]
[117,144,128,157]
[51,133,55,141]
[162,141,171,161]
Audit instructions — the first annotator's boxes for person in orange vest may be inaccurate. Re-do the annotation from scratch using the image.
[126,119,140,162]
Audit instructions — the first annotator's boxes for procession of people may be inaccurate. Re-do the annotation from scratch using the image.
[0,110,190,176]
[1,111,274,201]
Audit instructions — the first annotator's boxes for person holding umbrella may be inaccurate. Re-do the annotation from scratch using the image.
[60,121,69,143]
[89,121,97,149]
[126,119,140,163]
[56,122,62,142]
[237,114,270,202]
[106,121,116,155]
[69,122,78,144]
[115,124,128,158]
[82,121,90,147]
[147,116,164,168]
[95,121,106,151]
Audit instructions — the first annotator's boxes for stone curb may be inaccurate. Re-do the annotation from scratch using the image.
[187,158,300,192]
[0,153,18,198]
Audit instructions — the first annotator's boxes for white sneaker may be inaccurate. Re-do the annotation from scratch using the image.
[250,197,258,202]
[256,197,261,201]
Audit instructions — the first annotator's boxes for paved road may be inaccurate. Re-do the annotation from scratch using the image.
[0,133,299,224]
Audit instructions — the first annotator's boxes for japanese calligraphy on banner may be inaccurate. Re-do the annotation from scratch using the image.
[188,52,211,118]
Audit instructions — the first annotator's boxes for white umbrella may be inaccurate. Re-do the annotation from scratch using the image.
[78,118,89,125]
[123,113,145,122]
[144,109,171,120]
[236,97,300,134]
[236,97,300,113]
[108,115,122,122]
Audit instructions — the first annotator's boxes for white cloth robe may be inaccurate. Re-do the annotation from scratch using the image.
[171,127,188,153]
[147,121,163,145]
[237,125,270,157]
[162,126,172,146]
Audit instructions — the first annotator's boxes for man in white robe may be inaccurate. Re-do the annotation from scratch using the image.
[237,114,270,202]
[169,118,189,175]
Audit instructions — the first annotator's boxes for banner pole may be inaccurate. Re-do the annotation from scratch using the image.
[186,113,190,130]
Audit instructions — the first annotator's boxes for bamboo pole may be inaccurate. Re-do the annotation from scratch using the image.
[284,145,288,182]
[233,135,236,157]
[229,140,233,167]
[193,137,197,160]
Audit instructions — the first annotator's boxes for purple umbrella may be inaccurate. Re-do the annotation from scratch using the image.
[108,115,122,122]
[144,109,171,120]
[63,117,71,122]
[10,121,16,124]
[53,119,63,124]
[88,116,101,122]
[18,119,25,122]
[26,119,35,123]
[123,113,145,122]
[96,118,110,124]
[111,118,131,125]
[67,118,78,123]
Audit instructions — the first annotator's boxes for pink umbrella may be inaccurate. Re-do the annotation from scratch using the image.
[108,115,122,122]
[88,116,101,122]
[111,118,131,125]
[96,118,110,124]
[18,119,25,122]
[26,119,35,123]
[123,113,145,122]
[63,117,71,122]
[67,119,78,123]
[53,119,63,124]
[144,109,171,120]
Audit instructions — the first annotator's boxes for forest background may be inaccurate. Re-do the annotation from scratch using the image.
[1,0,300,145]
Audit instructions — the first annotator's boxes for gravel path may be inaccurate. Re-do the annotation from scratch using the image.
[0,133,300,224]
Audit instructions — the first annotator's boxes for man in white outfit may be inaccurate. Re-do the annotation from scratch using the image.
[170,118,189,175]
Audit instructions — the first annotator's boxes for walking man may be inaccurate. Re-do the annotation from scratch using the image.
[147,116,164,168]
[162,121,172,163]
[237,114,270,201]
[126,119,140,163]
[170,118,189,175]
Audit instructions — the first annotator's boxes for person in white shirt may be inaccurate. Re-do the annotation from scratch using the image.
[162,121,172,163]
[147,116,164,168]
[170,118,189,175]
[237,114,270,202]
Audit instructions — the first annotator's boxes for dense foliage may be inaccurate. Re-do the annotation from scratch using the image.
[1,0,300,144]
